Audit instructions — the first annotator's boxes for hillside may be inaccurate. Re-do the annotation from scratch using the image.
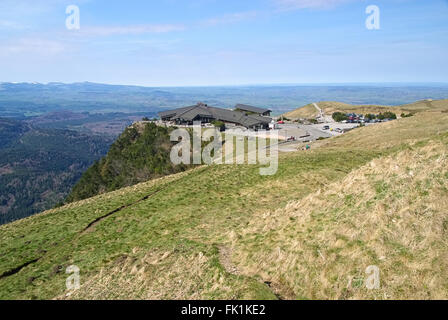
[65,122,190,203]
[0,119,112,225]
[283,99,448,119]
[0,110,448,299]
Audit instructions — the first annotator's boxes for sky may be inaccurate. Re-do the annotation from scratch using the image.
[0,0,447,86]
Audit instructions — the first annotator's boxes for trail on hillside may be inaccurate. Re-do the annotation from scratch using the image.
[81,189,164,234]
[0,257,42,280]
[79,166,208,235]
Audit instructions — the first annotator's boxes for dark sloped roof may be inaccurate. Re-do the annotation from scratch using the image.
[158,103,272,127]
[246,114,272,124]
[175,105,213,121]
[234,104,271,114]
[158,105,196,118]
[239,115,271,127]
[209,107,245,123]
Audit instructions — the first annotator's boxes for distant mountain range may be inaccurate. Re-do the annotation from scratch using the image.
[2,82,448,117]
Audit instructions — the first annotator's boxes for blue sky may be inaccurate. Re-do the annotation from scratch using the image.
[0,0,447,86]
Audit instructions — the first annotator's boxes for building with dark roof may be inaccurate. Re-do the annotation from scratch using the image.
[158,102,272,130]
[234,104,272,116]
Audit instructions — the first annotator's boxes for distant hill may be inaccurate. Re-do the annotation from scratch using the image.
[0,118,112,225]
[1,82,448,117]
[1,104,448,299]
[0,118,30,148]
[283,99,448,119]
[27,110,89,125]
[25,110,148,137]
[65,122,191,203]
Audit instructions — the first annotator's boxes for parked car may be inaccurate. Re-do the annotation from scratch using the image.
[278,120,285,124]
[323,125,330,130]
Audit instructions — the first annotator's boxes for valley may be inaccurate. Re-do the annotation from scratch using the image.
[0,118,113,225]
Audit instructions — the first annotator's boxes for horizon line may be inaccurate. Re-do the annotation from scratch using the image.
[2,81,448,88]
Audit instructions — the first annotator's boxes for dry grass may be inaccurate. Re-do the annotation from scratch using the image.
[57,244,277,300]
[313,111,448,151]
[283,99,448,119]
[230,138,448,299]
[283,103,320,119]
[59,248,229,300]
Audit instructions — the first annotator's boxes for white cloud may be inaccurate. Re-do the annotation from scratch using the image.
[0,0,75,18]
[74,24,186,37]
[275,0,354,11]
[0,38,66,56]
[201,11,259,26]
[0,20,25,30]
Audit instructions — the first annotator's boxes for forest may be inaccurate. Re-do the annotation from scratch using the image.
[0,118,113,225]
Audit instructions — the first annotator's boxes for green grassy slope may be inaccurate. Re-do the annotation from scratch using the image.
[283,99,448,119]
[1,111,448,299]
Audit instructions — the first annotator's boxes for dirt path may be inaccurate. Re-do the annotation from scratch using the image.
[218,246,297,300]
[313,102,335,123]
[80,189,163,234]
[313,102,323,116]
[218,246,240,275]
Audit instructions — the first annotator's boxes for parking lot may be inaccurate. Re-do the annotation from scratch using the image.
[277,123,335,141]
[310,123,365,136]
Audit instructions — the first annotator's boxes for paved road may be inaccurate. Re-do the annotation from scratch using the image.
[277,125,307,140]
[313,122,374,136]
[299,124,332,140]
[278,123,332,141]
